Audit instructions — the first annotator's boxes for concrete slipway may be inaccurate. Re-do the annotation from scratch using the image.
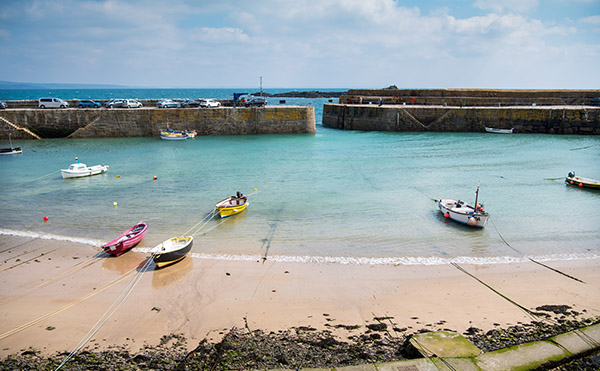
[294,323,600,371]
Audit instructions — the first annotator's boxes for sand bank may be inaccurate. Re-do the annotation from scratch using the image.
[0,234,599,357]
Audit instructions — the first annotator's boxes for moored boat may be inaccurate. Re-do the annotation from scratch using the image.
[215,191,248,218]
[160,130,188,140]
[565,171,600,189]
[152,236,193,268]
[61,158,109,179]
[437,184,488,228]
[0,133,22,155]
[485,127,514,134]
[102,222,148,256]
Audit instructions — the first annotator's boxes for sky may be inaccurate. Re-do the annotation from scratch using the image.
[0,0,599,89]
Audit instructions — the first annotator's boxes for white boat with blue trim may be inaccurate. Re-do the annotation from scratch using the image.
[437,184,489,228]
[61,158,109,179]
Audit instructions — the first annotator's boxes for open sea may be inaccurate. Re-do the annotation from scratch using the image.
[1,88,599,265]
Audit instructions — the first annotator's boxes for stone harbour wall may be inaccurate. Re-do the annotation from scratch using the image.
[322,104,600,135]
[0,106,315,139]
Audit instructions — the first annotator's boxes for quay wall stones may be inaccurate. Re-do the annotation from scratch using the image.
[322,104,600,135]
[0,106,315,139]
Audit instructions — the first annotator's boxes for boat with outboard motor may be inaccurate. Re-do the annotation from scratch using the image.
[565,171,600,189]
[437,184,489,228]
[215,191,248,218]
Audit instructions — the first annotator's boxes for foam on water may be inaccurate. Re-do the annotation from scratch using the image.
[0,228,104,247]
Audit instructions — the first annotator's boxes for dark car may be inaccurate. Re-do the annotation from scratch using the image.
[243,96,267,107]
[180,99,201,108]
[77,100,101,108]
[0,101,6,109]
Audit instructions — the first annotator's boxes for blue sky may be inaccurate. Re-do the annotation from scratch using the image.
[0,0,599,88]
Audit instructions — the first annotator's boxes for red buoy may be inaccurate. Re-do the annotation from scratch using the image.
[570,181,574,184]
[444,212,450,218]
[43,216,49,222]
[579,183,583,187]
[153,176,157,180]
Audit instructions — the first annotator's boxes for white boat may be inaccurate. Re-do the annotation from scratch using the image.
[61,158,109,179]
[0,133,22,155]
[485,127,514,134]
[438,184,489,228]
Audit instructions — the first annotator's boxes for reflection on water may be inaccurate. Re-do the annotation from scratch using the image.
[152,256,193,289]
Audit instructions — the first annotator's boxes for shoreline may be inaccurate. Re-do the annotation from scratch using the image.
[1,234,599,361]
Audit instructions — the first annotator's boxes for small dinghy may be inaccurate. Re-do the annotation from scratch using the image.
[215,191,248,218]
[61,157,109,179]
[152,236,193,268]
[438,184,489,228]
[102,222,148,256]
[565,171,600,189]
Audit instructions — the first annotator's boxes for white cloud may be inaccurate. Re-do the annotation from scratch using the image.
[473,0,539,13]
[581,15,600,25]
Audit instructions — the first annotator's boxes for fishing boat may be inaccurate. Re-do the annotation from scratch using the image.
[186,130,197,138]
[437,184,489,228]
[61,157,109,179]
[102,222,148,256]
[565,171,600,189]
[0,133,22,155]
[215,191,248,218]
[485,127,514,134]
[152,236,193,268]
[160,130,188,140]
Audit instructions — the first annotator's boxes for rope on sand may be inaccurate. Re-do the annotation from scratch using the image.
[55,256,155,370]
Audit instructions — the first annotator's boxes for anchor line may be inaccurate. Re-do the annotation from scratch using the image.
[55,255,156,370]
[451,262,600,350]
[489,218,585,284]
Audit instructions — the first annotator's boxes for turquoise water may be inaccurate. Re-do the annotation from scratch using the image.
[1,127,599,265]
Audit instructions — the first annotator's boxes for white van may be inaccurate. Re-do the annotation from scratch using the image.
[38,98,69,109]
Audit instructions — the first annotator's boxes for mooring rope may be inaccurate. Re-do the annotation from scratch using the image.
[54,255,156,370]
[489,218,585,283]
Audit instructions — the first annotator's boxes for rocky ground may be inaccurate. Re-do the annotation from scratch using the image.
[1,307,599,370]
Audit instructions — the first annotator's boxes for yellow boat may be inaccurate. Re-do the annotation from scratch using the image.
[215,192,248,218]
[566,172,600,189]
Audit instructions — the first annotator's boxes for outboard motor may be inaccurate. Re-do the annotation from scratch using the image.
[236,191,243,198]
[568,171,575,178]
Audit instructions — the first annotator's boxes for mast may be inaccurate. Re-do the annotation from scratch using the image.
[474,182,480,213]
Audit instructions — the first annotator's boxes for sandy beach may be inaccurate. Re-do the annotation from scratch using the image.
[0,234,599,358]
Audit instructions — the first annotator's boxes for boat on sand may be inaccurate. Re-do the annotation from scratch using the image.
[437,184,489,228]
[61,157,109,179]
[102,222,148,256]
[215,191,248,218]
[565,171,600,189]
[152,236,193,268]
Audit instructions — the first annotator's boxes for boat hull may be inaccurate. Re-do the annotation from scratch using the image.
[103,222,148,256]
[160,133,188,140]
[0,147,22,155]
[152,236,193,268]
[565,176,600,189]
[485,127,514,134]
[438,199,488,228]
[215,197,248,218]
[61,164,109,178]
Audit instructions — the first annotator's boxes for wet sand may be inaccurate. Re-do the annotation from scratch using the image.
[1,234,599,357]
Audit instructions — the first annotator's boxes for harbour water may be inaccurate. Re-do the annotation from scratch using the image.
[1,89,599,265]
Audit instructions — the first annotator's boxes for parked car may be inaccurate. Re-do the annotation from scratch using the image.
[104,99,120,108]
[0,101,6,109]
[125,99,143,108]
[157,99,179,108]
[180,99,201,108]
[77,100,101,108]
[38,97,69,109]
[200,99,221,108]
[243,96,267,107]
